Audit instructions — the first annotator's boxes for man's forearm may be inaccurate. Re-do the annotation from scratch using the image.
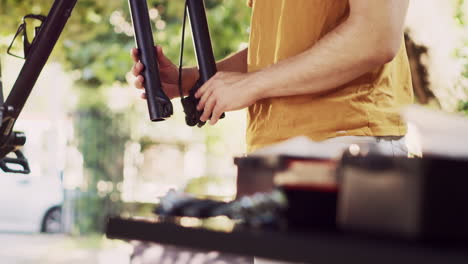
[248,22,386,99]
[248,0,408,100]
[217,48,248,73]
[184,48,247,94]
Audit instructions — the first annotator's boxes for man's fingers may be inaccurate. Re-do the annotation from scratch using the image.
[195,85,204,99]
[131,48,139,62]
[197,88,213,111]
[132,47,146,101]
[209,105,223,125]
[200,97,216,122]
[132,62,144,77]
[195,77,214,99]
[196,77,216,109]
[134,75,145,89]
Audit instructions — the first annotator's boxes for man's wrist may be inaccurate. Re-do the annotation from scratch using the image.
[247,71,268,102]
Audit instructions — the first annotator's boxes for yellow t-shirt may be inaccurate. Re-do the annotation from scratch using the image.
[246,0,414,152]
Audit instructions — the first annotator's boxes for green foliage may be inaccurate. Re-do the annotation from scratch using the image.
[454,0,468,113]
[1,0,250,87]
[458,100,468,115]
[184,175,233,199]
[73,100,130,233]
[454,0,466,26]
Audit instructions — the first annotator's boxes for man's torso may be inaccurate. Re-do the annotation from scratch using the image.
[246,0,414,152]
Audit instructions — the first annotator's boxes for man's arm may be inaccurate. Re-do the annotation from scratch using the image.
[251,0,409,98]
[185,48,248,89]
[196,0,410,124]
[217,48,248,73]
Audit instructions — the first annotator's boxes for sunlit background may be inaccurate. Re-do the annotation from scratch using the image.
[0,0,466,263]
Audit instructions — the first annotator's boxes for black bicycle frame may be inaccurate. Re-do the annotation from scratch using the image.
[187,0,217,84]
[2,0,77,130]
[0,0,78,173]
[0,0,218,173]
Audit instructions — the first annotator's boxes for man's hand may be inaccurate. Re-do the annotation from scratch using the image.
[131,46,198,99]
[195,71,259,125]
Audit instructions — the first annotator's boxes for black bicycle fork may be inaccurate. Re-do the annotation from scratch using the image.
[0,0,219,173]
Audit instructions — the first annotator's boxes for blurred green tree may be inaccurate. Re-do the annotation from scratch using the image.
[1,0,250,87]
[454,0,468,114]
[71,86,131,233]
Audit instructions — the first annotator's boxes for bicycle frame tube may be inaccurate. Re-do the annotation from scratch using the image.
[1,0,78,137]
[128,0,173,121]
[187,0,217,83]
[0,60,4,104]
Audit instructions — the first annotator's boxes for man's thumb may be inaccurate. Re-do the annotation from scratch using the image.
[155,45,172,67]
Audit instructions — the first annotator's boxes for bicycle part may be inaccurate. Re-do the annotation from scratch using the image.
[128,0,173,121]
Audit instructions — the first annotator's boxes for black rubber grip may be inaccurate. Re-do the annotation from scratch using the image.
[128,0,173,121]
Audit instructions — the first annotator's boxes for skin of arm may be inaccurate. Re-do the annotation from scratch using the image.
[182,48,248,94]
[216,48,248,73]
[195,0,410,125]
[131,47,247,99]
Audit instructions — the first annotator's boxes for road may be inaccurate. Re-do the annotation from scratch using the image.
[0,233,131,264]
[0,233,256,264]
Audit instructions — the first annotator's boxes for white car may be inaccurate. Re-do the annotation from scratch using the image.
[0,171,63,233]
